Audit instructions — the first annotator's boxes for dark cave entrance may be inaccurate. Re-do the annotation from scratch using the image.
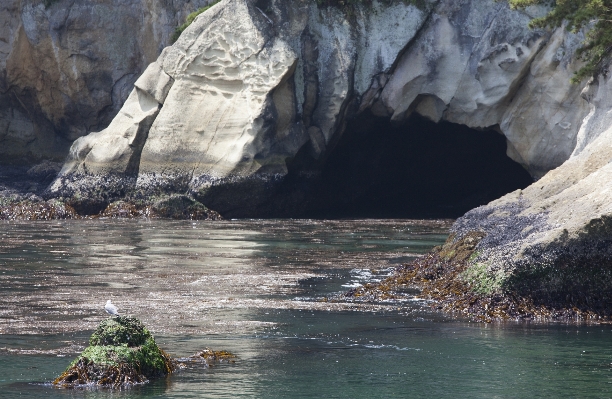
[274,112,534,219]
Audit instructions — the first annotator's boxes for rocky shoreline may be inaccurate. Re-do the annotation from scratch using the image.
[0,196,222,221]
[0,163,222,221]
[351,231,612,323]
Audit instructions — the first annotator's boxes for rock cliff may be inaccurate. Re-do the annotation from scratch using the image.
[0,0,212,163]
[24,0,612,313]
[48,0,591,209]
[447,76,612,313]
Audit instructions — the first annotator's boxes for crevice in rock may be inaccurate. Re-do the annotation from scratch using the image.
[378,0,440,75]
[125,109,158,177]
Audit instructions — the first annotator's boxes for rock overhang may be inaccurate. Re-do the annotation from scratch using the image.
[49,0,583,202]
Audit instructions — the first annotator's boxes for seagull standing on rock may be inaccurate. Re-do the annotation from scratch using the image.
[105,300,120,317]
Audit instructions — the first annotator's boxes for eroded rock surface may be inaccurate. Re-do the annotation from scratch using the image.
[0,0,212,163]
[50,0,590,211]
[448,90,612,313]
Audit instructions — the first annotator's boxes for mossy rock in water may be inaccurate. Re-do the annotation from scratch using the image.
[89,316,149,346]
[54,316,175,388]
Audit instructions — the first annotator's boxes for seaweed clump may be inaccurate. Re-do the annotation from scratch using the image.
[0,198,78,220]
[53,316,175,388]
[350,231,612,322]
[190,348,237,364]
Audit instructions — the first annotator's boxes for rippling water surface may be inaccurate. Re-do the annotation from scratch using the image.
[1,219,612,398]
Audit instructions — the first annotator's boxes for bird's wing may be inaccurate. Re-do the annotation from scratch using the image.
[105,303,119,314]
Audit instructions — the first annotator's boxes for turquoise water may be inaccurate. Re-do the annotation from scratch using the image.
[1,219,612,398]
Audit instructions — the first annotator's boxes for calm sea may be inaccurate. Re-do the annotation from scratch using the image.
[1,219,611,398]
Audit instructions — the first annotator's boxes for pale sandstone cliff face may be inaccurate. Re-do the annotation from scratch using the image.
[52,0,586,201]
[0,0,211,163]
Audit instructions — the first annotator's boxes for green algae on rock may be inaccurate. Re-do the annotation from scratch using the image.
[53,316,175,388]
[354,230,612,323]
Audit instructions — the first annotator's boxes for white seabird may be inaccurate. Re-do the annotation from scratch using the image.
[105,300,120,317]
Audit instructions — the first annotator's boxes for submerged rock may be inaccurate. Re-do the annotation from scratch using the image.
[151,194,223,220]
[54,316,175,388]
[184,348,237,366]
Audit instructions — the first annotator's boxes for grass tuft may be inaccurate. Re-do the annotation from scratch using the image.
[171,1,221,43]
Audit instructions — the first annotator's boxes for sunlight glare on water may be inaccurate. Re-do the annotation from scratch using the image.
[1,219,612,398]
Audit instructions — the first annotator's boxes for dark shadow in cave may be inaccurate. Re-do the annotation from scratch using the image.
[277,112,534,219]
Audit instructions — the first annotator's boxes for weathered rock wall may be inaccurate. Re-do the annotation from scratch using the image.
[377,4,589,179]
[50,0,592,210]
[449,74,612,310]
[0,0,211,163]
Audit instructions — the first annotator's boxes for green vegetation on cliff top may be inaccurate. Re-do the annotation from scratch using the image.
[508,0,612,82]
[172,1,221,43]
[172,0,427,44]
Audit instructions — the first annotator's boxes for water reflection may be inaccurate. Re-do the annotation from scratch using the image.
[0,219,450,336]
[3,219,612,398]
